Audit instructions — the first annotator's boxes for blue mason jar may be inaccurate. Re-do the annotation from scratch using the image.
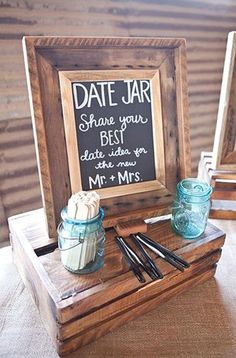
[171,179,213,239]
[57,207,105,274]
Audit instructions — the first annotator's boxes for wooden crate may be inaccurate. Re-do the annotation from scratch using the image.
[9,209,225,356]
[198,152,236,219]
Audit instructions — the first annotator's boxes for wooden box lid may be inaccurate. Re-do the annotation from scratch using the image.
[23,36,191,237]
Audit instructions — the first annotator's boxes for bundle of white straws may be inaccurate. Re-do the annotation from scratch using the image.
[61,191,100,271]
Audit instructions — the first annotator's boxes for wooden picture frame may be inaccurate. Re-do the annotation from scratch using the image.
[213,31,236,170]
[23,36,191,237]
[59,69,165,199]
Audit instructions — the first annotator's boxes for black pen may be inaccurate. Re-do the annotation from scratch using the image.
[135,234,185,272]
[116,237,146,283]
[118,237,159,280]
[137,232,190,269]
[131,234,163,279]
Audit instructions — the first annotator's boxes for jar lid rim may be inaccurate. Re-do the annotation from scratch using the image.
[178,178,212,197]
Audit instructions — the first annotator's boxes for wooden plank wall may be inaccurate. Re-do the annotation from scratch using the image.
[0,118,42,243]
[1,0,236,243]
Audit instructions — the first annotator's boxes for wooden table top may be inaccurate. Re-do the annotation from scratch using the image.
[1,219,236,358]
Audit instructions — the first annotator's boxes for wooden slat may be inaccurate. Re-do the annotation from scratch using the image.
[212,189,236,200]
[58,249,222,341]
[58,267,216,355]
[9,215,60,342]
[210,200,236,219]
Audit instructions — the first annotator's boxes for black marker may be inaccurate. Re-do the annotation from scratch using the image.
[137,232,190,269]
[135,234,188,272]
[131,235,163,279]
[116,237,145,283]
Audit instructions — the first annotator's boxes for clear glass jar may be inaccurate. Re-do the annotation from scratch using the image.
[57,207,105,274]
[171,178,213,239]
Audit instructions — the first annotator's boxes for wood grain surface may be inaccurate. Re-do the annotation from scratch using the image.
[58,251,221,341]
[1,0,236,243]
[210,200,236,220]
[40,220,224,323]
[58,268,217,356]
[1,218,235,357]
[9,209,225,355]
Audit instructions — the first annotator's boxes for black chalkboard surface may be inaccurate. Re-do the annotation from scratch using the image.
[72,79,156,191]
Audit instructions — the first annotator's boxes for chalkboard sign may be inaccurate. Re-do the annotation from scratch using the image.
[59,70,165,198]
